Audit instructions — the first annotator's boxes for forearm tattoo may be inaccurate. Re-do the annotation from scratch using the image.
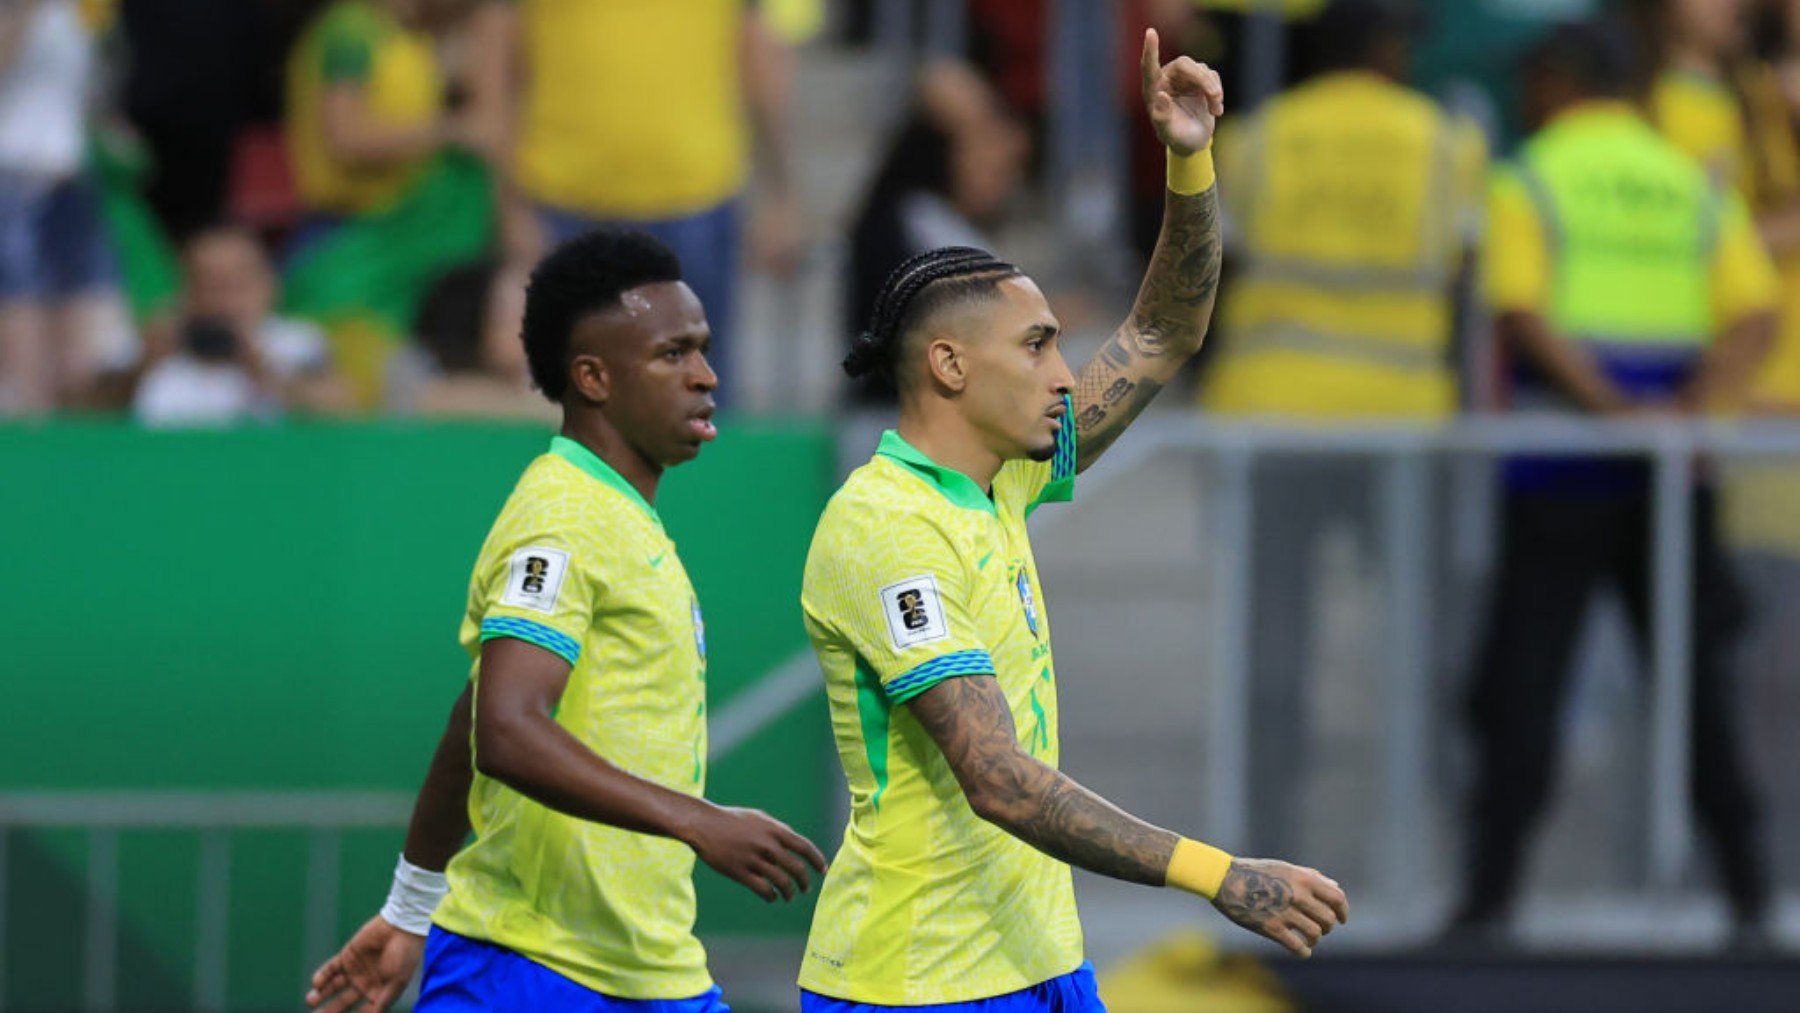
[1074,185,1221,472]
[908,676,1179,885]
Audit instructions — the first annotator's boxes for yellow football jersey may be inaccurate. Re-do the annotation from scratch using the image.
[797,404,1084,1005]
[432,435,713,1000]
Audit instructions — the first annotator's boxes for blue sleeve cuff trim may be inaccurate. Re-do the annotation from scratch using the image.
[480,617,581,666]
[885,649,996,703]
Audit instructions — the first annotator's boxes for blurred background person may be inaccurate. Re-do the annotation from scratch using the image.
[1638,0,1800,788]
[1732,0,1800,414]
[279,0,491,408]
[385,256,555,421]
[116,0,264,241]
[283,0,480,261]
[1453,19,1777,943]
[461,0,804,405]
[0,0,128,415]
[843,60,1029,404]
[1637,0,1757,191]
[1193,0,1486,858]
[134,224,350,426]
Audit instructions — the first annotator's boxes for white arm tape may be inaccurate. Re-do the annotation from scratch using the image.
[379,854,448,936]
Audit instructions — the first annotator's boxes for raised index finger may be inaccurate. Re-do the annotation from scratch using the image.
[1140,28,1162,99]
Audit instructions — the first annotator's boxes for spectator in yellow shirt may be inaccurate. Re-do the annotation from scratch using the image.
[285,0,480,257]
[464,0,802,403]
[1640,0,1800,561]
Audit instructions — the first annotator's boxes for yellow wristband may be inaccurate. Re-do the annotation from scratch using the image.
[1165,837,1233,899]
[1166,148,1216,196]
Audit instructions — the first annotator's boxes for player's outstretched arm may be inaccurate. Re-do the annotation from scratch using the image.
[1072,29,1224,474]
[472,638,828,902]
[307,685,477,1012]
[908,676,1348,957]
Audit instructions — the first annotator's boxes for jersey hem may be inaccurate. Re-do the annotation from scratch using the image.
[796,953,1088,1007]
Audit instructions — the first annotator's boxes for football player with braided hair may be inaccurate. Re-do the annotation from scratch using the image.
[796,29,1349,1013]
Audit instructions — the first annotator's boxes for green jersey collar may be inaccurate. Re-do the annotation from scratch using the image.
[550,435,660,523]
[875,430,997,514]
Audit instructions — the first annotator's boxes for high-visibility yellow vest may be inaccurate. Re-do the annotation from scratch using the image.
[1513,106,1718,399]
[1202,73,1485,420]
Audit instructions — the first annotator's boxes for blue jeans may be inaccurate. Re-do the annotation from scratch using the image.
[536,198,741,403]
[0,173,117,301]
[801,963,1106,1013]
[417,927,731,1012]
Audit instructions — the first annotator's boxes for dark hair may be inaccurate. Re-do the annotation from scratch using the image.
[1525,17,1640,99]
[521,229,682,401]
[1301,0,1424,77]
[414,260,496,374]
[843,246,1021,392]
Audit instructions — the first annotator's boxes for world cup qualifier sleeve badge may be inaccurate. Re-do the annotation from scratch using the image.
[1016,568,1040,638]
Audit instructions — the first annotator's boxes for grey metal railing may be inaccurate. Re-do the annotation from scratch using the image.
[0,664,834,1012]
[1141,415,1800,911]
[0,792,412,1012]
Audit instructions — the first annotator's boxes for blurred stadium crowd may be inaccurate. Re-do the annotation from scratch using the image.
[0,0,1794,426]
[3,0,1800,954]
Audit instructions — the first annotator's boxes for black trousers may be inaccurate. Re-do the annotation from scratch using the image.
[1459,484,1769,920]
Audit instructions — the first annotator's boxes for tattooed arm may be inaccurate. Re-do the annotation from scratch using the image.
[908,674,1351,955]
[1074,31,1226,473]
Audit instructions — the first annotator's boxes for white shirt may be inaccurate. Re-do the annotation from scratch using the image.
[0,1,93,178]
[133,316,332,427]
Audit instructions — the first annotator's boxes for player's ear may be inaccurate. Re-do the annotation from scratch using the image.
[568,353,610,405]
[926,336,967,394]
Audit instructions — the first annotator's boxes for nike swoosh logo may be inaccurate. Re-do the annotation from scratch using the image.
[977,552,994,570]
[649,553,667,569]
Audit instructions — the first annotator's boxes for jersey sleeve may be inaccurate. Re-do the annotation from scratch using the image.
[1483,167,1550,315]
[1710,189,1780,329]
[472,500,602,668]
[993,392,1079,517]
[806,512,996,704]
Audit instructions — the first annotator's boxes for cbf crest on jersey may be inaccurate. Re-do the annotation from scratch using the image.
[1016,568,1039,638]
[691,597,707,663]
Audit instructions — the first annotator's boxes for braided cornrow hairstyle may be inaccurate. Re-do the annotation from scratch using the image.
[844,246,1022,392]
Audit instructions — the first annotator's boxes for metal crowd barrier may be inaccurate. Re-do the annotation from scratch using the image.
[0,792,412,1012]
[1124,415,1800,916]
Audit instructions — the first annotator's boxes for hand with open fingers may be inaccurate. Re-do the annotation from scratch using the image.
[1140,27,1225,155]
[1210,858,1350,958]
[304,914,426,1013]
[687,805,829,903]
